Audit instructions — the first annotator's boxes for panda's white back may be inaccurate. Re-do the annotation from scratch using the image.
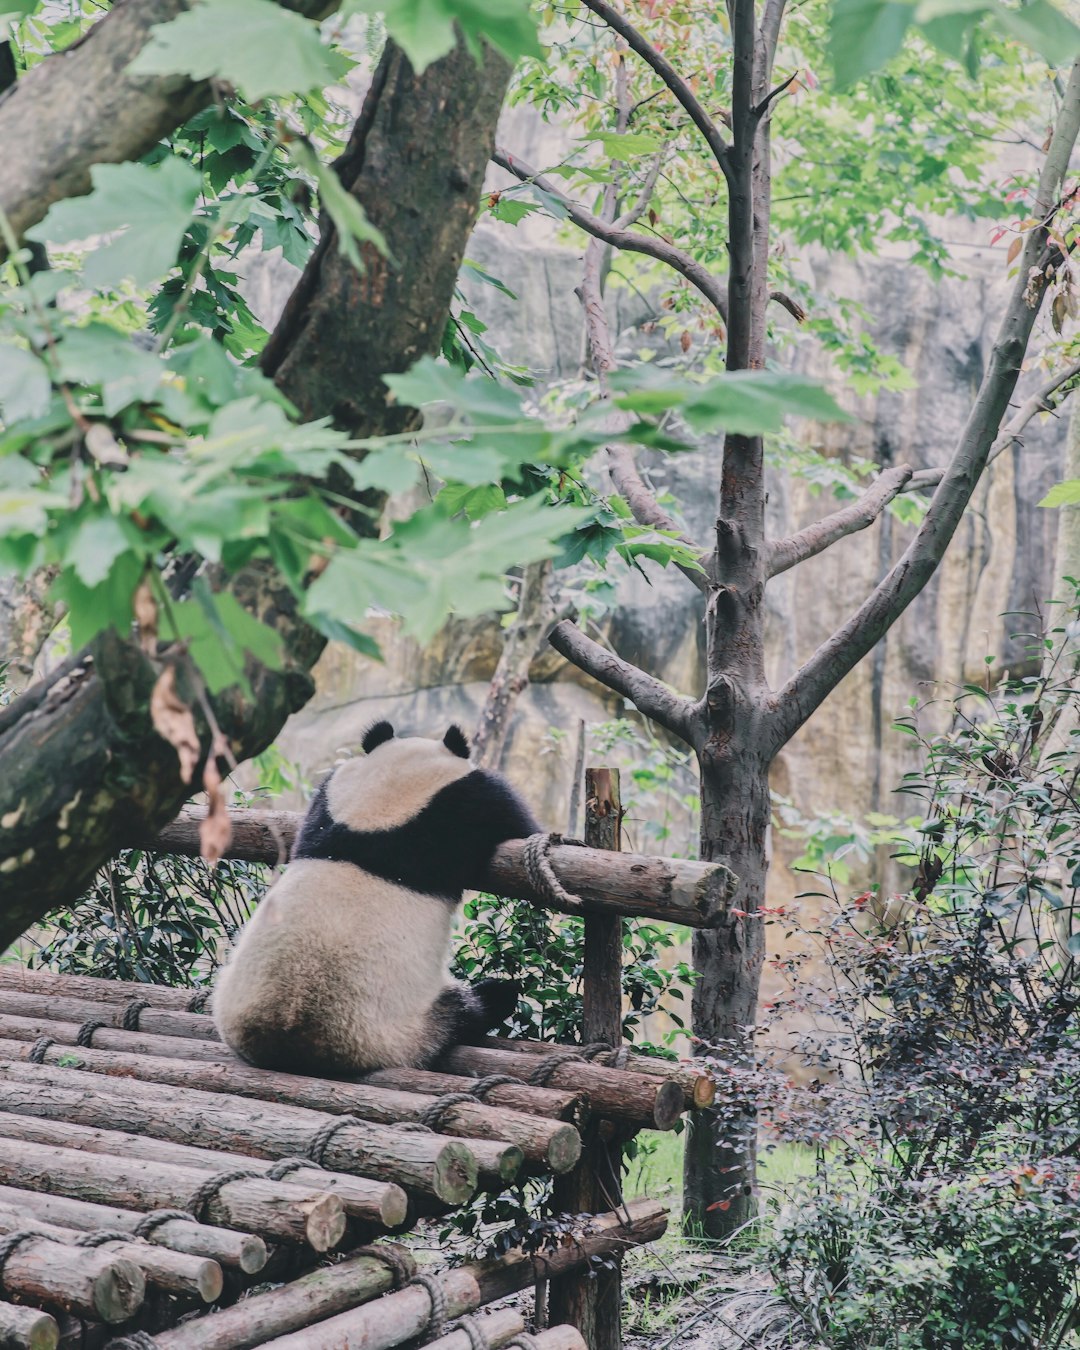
[213,859,455,1071]
[212,731,480,1073]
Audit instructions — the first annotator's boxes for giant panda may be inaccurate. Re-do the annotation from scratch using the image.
[212,721,540,1076]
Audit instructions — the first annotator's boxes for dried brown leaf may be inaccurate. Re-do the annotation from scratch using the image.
[150,666,199,785]
[133,579,158,656]
[199,751,232,866]
[1007,235,1023,266]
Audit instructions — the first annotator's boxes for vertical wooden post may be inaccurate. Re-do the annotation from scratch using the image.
[549,767,624,1350]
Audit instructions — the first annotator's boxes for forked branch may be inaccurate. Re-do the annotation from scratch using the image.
[549,620,699,742]
[577,0,732,175]
[766,464,914,577]
[492,149,728,320]
[767,58,1080,752]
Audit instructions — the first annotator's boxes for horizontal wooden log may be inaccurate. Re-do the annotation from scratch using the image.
[260,1266,482,1350]
[361,1068,586,1126]
[0,1055,487,1204]
[481,1037,715,1111]
[0,1012,229,1063]
[0,1111,405,1232]
[422,1307,525,1350]
[0,1133,344,1250]
[0,1231,143,1323]
[0,988,216,1040]
[152,806,736,927]
[0,1299,58,1350]
[0,967,207,1014]
[0,1185,265,1274]
[0,1022,575,1173]
[151,1244,417,1350]
[440,1046,684,1130]
[0,1200,221,1302]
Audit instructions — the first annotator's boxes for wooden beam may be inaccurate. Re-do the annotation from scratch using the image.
[150,807,736,927]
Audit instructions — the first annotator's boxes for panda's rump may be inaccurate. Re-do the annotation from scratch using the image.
[213,860,453,1073]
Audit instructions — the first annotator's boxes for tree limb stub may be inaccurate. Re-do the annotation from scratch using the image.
[150,806,736,927]
[769,58,1080,751]
[0,41,512,949]
[0,0,337,252]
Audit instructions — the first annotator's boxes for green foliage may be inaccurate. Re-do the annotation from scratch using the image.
[758,603,1080,1348]
[342,0,540,74]
[128,0,354,102]
[828,0,1080,87]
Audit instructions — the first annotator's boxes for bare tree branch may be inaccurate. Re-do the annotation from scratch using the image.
[0,0,334,252]
[907,359,1080,491]
[577,0,731,176]
[492,148,728,320]
[769,289,806,323]
[765,464,914,577]
[767,59,1080,752]
[549,620,699,742]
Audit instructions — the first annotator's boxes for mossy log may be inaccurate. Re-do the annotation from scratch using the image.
[0,1231,144,1323]
[148,1245,416,1350]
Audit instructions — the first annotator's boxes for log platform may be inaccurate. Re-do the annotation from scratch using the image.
[0,967,703,1349]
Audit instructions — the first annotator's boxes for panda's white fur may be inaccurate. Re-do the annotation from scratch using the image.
[213,722,538,1075]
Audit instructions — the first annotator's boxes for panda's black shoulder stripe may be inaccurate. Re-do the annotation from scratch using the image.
[291,768,539,903]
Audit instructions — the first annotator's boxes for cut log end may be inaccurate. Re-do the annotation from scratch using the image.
[651,1080,685,1131]
[692,1074,716,1110]
[433,1140,479,1205]
[236,1233,269,1274]
[379,1183,409,1229]
[89,1254,146,1324]
[0,1301,59,1350]
[546,1123,583,1174]
[299,1192,347,1252]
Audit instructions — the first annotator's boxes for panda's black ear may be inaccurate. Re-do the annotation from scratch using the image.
[444,725,471,760]
[362,720,395,754]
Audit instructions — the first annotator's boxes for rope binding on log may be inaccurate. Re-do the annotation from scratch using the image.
[417,1092,476,1130]
[122,998,151,1031]
[266,1156,319,1180]
[307,1113,364,1164]
[352,1243,413,1289]
[521,833,586,912]
[186,1167,261,1222]
[468,1073,520,1100]
[108,1332,157,1349]
[0,1228,41,1281]
[76,1017,107,1047]
[73,1228,136,1248]
[133,1209,191,1240]
[527,1050,590,1088]
[27,1035,54,1064]
[455,1314,494,1350]
[410,1271,448,1338]
[187,988,212,1012]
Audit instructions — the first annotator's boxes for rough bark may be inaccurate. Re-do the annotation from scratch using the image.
[0,1184,266,1273]
[0,1300,57,1350]
[0,1052,488,1202]
[0,0,336,251]
[0,38,512,948]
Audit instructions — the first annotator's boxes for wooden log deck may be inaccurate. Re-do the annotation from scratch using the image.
[0,965,707,1349]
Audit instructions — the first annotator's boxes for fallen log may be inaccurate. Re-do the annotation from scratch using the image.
[0,1300,58,1350]
[0,1026,576,1172]
[146,1244,417,1350]
[0,1230,144,1323]
[0,1109,406,1229]
[0,968,203,1014]
[481,1036,716,1111]
[0,1054,493,1202]
[0,1185,266,1273]
[152,806,736,927]
[0,1008,228,1061]
[0,1201,221,1302]
[361,1068,586,1126]
[440,1045,684,1130]
[0,1134,345,1250]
